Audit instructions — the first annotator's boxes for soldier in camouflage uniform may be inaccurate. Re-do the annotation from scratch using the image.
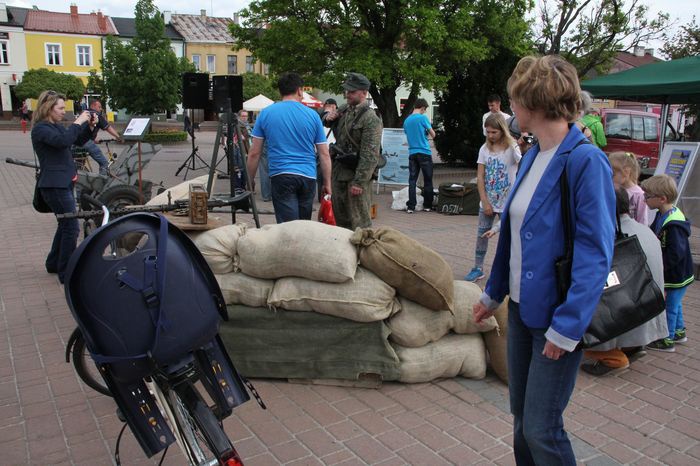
[323,73,383,230]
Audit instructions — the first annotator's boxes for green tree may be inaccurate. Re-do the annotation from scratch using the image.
[86,69,108,105]
[534,0,669,76]
[661,17,700,140]
[102,0,191,114]
[434,1,531,164]
[15,68,85,101]
[242,72,278,101]
[231,0,512,128]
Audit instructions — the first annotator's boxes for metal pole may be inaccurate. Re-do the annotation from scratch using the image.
[659,103,670,160]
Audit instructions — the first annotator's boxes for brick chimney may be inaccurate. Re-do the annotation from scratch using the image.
[163,10,172,24]
[233,12,240,25]
[644,47,655,57]
[70,3,78,17]
[97,11,106,31]
[200,9,207,18]
[0,4,9,23]
[633,45,645,57]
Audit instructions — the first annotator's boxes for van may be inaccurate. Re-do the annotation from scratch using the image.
[600,108,681,176]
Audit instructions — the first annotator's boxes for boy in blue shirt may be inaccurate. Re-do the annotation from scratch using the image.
[403,98,435,213]
[641,174,694,352]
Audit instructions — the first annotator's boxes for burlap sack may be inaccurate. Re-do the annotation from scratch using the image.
[238,220,358,282]
[194,224,248,274]
[268,268,399,322]
[351,227,454,311]
[215,272,274,308]
[452,281,498,334]
[483,298,509,384]
[146,175,212,205]
[393,333,486,383]
[387,297,453,347]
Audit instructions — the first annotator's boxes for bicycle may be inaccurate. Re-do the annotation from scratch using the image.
[64,202,263,465]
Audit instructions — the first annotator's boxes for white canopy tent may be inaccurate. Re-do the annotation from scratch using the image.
[243,94,275,112]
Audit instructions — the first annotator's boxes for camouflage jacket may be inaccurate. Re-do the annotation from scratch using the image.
[331,102,383,184]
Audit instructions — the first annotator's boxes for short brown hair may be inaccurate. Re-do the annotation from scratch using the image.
[32,90,66,124]
[507,55,581,122]
[641,174,679,203]
[413,98,429,110]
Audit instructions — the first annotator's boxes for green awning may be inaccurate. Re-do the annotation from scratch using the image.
[581,56,700,104]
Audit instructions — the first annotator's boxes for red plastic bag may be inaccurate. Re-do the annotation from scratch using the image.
[318,195,336,226]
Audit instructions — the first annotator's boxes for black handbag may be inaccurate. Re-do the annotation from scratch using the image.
[555,164,665,349]
[32,152,52,213]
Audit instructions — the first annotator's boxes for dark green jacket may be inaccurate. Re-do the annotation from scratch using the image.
[330,102,383,184]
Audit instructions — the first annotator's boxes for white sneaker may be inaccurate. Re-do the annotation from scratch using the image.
[406,209,414,214]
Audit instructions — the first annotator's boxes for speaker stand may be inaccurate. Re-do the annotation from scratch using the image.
[175,109,211,180]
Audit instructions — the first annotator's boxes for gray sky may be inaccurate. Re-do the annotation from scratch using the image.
[7,0,699,54]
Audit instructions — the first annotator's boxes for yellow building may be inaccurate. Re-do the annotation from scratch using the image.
[169,11,265,76]
[23,5,117,85]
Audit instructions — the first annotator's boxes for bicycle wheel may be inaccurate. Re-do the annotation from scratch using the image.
[70,330,112,397]
[156,380,242,466]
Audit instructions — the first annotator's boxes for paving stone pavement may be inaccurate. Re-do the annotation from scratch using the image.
[1,130,699,465]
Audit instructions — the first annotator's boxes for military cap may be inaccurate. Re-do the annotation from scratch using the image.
[325,98,337,105]
[342,73,371,91]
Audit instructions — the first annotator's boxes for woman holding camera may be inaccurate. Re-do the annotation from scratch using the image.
[31,90,93,283]
[473,56,616,465]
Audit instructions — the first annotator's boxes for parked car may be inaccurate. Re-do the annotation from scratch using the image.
[600,108,681,176]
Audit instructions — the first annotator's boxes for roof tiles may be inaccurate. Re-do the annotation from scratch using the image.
[25,10,117,35]
[170,13,234,43]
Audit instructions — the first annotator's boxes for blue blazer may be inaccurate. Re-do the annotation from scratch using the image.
[31,121,87,188]
[484,125,615,345]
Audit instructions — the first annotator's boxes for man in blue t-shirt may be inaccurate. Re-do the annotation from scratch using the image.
[403,98,435,212]
[247,72,331,223]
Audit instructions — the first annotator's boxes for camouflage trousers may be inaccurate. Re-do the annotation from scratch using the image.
[331,178,373,231]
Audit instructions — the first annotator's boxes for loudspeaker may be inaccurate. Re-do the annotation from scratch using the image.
[213,75,243,113]
[182,73,210,109]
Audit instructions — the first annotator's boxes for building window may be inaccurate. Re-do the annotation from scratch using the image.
[76,45,92,67]
[207,55,216,74]
[245,56,254,73]
[45,43,62,66]
[191,54,201,71]
[0,41,8,65]
[263,63,269,75]
[227,55,237,74]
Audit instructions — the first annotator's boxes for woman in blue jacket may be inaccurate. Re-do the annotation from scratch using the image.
[473,56,616,465]
[31,90,92,283]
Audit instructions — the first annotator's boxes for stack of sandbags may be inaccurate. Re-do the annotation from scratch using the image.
[482,298,509,384]
[384,281,498,383]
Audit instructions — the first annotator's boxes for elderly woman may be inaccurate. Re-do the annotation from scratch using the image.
[31,90,92,283]
[473,55,616,465]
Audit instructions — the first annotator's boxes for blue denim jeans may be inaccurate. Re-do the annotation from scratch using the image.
[81,139,109,171]
[665,286,687,338]
[270,174,316,223]
[258,146,272,201]
[475,209,499,268]
[407,153,433,210]
[508,299,582,466]
[41,187,79,283]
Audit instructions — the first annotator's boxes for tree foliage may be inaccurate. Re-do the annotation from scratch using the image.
[242,72,278,101]
[15,68,85,101]
[434,1,531,165]
[102,0,192,114]
[231,0,515,128]
[86,69,108,104]
[534,0,669,76]
[661,17,700,140]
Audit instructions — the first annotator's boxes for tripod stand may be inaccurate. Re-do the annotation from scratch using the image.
[206,101,260,227]
[175,109,211,179]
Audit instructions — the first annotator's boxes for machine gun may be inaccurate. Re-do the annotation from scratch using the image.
[55,192,251,220]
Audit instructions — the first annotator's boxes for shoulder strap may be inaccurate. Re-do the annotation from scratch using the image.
[342,105,372,150]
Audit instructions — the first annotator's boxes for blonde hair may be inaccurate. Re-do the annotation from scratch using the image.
[608,151,640,184]
[32,90,66,124]
[641,174,678,203]
[484,113,516,151]
[507,55,581,122]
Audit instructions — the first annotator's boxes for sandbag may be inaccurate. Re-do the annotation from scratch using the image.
[387,297,453,347]
[216,272,274,308]
[351,227,454,311]
[452,281,498,334]
[237,220,358,283]
[392,333,486,383]
[483,298,509,384]
[268,268,399,322]
[146,175,212,205]
[194,224,247,274]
